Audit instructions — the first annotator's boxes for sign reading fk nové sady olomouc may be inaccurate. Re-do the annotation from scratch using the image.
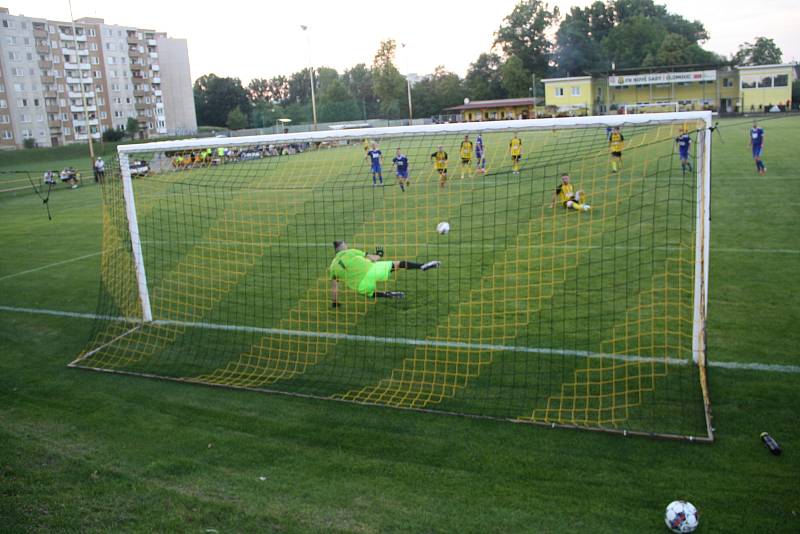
[608,70,717,86]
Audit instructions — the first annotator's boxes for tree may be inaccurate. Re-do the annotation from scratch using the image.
[193,74,250,127]
[555,5,607,76]
[644,33,693,66]
[247,78,271,103]
[465,53,507,101]
[733,37,783,66]
[603,15,666,69]
[125,117,140,139]
[371,39,407,118]
[318,78,360,122]
[494,0,560,77]
[410,66,464,118]
[288,68,315,105]
[226,107,248,130]
[501,55,531,98]
[342,63,376,118]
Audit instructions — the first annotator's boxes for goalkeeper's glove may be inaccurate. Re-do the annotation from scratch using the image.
[375,246,384,258]
[331,301,341,309]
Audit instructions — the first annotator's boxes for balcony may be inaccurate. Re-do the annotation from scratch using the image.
[152,77,160,84]
[73,118,100,127]
[45,105,60,113]
[59,32,74,41]
[36,44,50,54]
[152,64,160,72]
[70,105,97,113]
[38,60,53,69]
[74,132,101,140]
[149,52,158,59]
[68,91,94,99]
[147,38,157,46]
[127,35,139,44]
[48,120,62,128]
[153,90,162,96]
[41,76,55,84]
[66,77,89,84]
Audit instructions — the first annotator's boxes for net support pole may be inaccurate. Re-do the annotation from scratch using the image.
[119,151,153,322]
[692,112,712,365]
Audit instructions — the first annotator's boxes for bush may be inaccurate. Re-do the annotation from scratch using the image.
[102,129,126,142]
[23,138,37,149]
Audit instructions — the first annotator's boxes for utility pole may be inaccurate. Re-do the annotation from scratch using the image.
[300,25,317,131]
[531,73,537,118]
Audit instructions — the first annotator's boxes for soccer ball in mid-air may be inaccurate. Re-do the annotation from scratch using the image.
[664,500,699,533]
[436,221,450,235]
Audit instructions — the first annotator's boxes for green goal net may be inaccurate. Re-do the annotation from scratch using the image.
[73,112,713,440]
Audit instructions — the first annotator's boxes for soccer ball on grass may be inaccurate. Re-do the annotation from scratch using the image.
[436,221,450,235]
[664,500,699,533]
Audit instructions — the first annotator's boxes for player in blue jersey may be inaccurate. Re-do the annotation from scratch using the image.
[475,133,486,174]
[675,129,692,175]
[749,121,766,175]
[392,148,410,192]
[366,142,384,185]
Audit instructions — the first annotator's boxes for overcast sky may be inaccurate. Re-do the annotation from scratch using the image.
[7,0,800,82]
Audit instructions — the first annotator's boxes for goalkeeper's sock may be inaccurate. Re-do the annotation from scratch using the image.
[375,291,405,299]
[398,260,423,269]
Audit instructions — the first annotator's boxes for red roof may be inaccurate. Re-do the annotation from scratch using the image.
[443,97,543,111]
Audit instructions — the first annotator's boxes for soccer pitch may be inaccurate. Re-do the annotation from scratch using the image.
[1,116,798,532]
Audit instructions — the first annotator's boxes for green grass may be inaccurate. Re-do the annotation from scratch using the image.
[1,116,799,532]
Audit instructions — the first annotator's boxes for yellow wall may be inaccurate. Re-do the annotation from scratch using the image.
[739,66,793,111]
[463,105,536,122]
[543,79,593,110]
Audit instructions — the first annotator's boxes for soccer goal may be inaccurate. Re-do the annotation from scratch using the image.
[72,111,713,441]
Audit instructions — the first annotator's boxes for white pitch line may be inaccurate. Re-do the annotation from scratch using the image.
[0,251,103,282]
[1,304,798,374]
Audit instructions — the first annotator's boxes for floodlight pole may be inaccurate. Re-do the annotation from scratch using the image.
[301,25,318,131]
[68,0,95,163]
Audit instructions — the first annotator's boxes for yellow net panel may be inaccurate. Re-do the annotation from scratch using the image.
[74,116,711,439]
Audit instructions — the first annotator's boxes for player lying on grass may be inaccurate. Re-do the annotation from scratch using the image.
[329,241,440,306]
[550,173,590,211]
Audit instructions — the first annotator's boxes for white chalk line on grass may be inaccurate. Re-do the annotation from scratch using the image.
[1,241,796,283]
[1,304,798,375]
[0,251,103,282]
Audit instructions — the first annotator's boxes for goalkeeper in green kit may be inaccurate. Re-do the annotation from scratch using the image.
[329,241,440,307]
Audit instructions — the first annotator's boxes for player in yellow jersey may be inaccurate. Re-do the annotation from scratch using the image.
[609,126,624,173]
[509,133,522,174]
[329,241,440,306]
[363,138,370,153]
[459,135,473,179]
[550,173,590,212]
[431,145,448,188]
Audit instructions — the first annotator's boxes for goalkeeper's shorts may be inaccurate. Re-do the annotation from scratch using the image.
[357,261,393,297]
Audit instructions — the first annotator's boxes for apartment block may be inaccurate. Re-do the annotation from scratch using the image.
[0,7,196,149]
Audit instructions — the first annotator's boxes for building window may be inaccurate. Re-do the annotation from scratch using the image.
[64,127,70,135]
[0,114,9,123]
[0,100,7,109]
[100,111,107,119]
[758,76,772,88]
[2,131,12,139]
[723,78,733,88]
[741,76,757,89]
[8,51,20,61]
[13,83,24,91]
[774,74,789,87]
[555,87,564,96]
[571,86,581,96]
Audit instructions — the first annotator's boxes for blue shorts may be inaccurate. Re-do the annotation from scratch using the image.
[372,165,382,173]
[679,150,690,160]
[752,145,762,158]
[396,169,408,178]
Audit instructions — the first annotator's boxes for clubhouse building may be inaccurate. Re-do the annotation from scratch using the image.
[541,63,797,116]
